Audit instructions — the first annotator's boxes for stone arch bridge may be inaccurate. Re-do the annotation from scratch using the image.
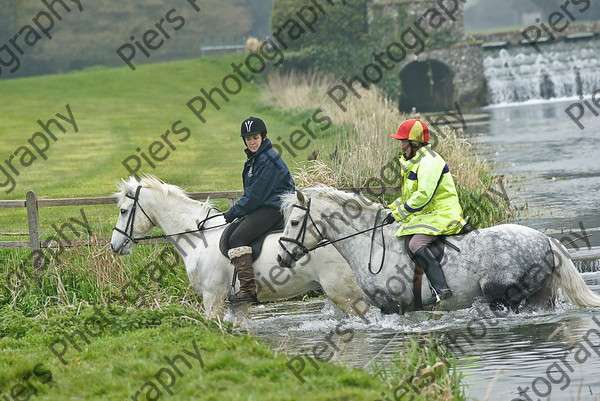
[368,0,600,111]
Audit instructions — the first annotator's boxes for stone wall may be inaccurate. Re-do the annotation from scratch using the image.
[394,42,485,111]
[367,0,466,46]
[367,0,482,111]
[469,21,600,45]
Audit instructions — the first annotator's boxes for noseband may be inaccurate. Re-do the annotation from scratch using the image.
[113,186,156,244]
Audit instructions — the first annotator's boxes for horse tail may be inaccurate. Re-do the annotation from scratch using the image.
[550,238,600,307]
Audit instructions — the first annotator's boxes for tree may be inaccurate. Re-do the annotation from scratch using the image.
[271,0,368,51]
[244,0,275,39]
[0,1,32,39]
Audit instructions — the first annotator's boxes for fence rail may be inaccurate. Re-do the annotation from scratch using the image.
[1,187,400,268]
[199,44,245,57]
[0,190,245,249]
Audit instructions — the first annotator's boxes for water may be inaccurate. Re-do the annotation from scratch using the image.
[483,39,600,104]
[242,100,600,400]
[242,275,600,400]
[466,99,600,251]
[242,274,600,400]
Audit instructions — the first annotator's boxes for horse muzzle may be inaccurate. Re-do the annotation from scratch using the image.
[110,238,132,255]
[277,253,295,268]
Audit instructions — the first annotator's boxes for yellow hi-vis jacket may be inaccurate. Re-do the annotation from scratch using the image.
[388,145,466,237]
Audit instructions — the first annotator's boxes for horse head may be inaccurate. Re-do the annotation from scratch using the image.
[277,185,355,267]
[110,176,158,255]
[277,185,385,269]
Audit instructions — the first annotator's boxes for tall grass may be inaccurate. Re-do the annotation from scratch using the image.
[0,236,201,317]
[261,71,513,227]
[372,336,465,401]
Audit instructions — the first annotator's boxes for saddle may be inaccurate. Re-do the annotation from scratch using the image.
[219,217,284,260]
[408,219,472,310]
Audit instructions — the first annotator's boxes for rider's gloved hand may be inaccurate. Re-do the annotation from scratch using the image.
[223,210,235,223]
[383,213,396,225]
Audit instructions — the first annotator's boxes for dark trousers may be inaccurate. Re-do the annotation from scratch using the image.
[229,207,283,249]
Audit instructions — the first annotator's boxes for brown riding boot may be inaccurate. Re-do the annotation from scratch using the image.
[227,246,258,304]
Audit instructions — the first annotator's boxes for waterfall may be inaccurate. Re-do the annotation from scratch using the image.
[482,38,600,105]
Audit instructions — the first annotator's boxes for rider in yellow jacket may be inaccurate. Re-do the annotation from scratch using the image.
[385,119,466,306]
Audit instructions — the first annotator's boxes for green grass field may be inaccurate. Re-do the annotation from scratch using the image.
[0,55,302,198]
[0,55,339,240]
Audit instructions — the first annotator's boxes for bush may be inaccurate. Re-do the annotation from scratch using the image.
[271,0,369,51]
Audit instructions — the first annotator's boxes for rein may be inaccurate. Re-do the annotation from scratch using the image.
[113,185,227,244]
[278,200,390,274]
[368,208,386,275]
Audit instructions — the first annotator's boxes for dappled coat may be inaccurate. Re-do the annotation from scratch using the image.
[388,145,466,237]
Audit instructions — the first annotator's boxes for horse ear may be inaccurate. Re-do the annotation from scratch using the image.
[122,177,136,196]
[296,190,306,206]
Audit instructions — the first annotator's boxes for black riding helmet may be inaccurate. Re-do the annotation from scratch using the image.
[241,116,267,140]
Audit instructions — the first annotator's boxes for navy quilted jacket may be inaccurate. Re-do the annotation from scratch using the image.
[227,139,295,219]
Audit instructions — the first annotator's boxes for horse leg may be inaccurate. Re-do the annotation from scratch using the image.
[202,290,227,319]
[481,259,555,313]
[522,278,556,310]
[317,267,371,317]
[380,301,400,315]
[481,280,526,313]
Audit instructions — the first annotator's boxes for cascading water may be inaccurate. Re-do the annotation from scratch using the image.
[483,38,600,104]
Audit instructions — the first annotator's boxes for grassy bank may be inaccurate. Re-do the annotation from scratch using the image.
[0,305,396,401]
[0,244,465,400]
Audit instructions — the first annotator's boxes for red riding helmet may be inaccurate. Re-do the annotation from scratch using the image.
[390,119,429,143]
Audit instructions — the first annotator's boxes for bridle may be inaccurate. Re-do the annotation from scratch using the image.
[278,199,326,261]
[113,186,156,244]
[278,198,389,274]
[112,185,226,247]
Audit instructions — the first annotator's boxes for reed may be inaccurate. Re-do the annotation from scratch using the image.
[261,71,513,227]
[0,233,202,317]
[372,336,465,401]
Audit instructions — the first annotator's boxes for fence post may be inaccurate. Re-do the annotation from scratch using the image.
[26,190,42,272]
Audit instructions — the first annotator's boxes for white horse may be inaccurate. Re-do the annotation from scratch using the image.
[110,176,365,319]
[276,186,600,315]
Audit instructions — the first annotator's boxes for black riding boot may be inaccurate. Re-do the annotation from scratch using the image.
[414,246,453,307]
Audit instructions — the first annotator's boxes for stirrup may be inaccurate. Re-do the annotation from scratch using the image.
[423,289,453,307]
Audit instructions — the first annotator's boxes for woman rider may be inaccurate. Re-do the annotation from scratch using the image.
[385,119,467,306]
[223,117,295,304]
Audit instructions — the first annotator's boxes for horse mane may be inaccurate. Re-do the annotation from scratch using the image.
[280,184,383,218]
[114,174,214,210]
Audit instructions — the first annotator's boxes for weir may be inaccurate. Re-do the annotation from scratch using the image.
[482,38,600,104]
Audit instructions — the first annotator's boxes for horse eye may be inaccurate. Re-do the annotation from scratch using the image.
[291,220,300,227]
[120,208,128,215]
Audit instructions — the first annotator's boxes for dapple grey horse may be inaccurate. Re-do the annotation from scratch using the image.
[277,186,600,314]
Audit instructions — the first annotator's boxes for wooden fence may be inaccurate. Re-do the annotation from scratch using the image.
[199,44,245,57]
[1,187,399,269]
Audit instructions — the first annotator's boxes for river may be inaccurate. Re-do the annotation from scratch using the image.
[243,99,600,400]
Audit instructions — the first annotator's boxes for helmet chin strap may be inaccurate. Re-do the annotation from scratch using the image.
[404,142,422,159]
